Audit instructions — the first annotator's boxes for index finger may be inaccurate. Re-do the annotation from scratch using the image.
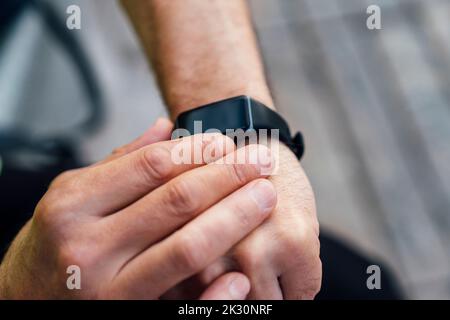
[58,133,235,216]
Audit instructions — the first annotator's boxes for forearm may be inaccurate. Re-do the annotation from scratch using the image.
[121,0,274,118]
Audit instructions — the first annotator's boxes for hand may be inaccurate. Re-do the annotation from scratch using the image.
[166,143,321,300]
[0,119,277,299]
[238,144,321,299]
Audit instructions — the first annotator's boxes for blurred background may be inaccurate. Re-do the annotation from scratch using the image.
[0,0,449,298]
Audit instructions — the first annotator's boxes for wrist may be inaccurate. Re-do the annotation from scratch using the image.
[124,0,274,117]
[278,141,299,161]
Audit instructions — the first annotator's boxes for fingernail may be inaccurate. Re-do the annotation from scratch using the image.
[229,277,250,300]
[249,179,277,213]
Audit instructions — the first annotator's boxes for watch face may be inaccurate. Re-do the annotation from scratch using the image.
[177,97,250,135]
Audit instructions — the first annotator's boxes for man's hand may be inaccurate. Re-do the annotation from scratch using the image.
[164,144,321,300]
[122,0,322,299]
[0,120,277,299]
[233,145,321,299]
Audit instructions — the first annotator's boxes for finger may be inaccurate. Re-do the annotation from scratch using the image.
[233,234,283,300]
[111,179,277,299]
[277,224,322,300]
[246,270,283,300]
[279,259,322,300]
[103,144,274,256]
[96,117,173,166]
[162,257,232,299]
[59,133,235,216]
[199,272,251,300]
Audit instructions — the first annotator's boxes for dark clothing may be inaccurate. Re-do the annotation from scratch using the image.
[317,233,402,299]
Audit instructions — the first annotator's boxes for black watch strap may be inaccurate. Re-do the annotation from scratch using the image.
[173,95,304,159]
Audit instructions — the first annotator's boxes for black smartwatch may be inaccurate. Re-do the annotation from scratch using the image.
[173,95,304,159]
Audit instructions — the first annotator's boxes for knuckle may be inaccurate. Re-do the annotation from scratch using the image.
[166,179,198,215]
[173,232,207,272]
[200,133,224,150]
[57,242,97,272]
[228,163,253,185]
[311,218,320,237]
[304,228,321,259]
[283,231,305,257]
[202,133,235,162]
[57,243,82,268]
[49,169,79,188]
[234,244,264,270]
[138,146,172,184]
[33,184,85,230]
[34,191,66,226]
[279,226,320,265]
[33,198,56,229]
[217,134,236,155]
[50,185,81,213]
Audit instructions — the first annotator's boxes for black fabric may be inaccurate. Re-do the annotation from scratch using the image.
[0,163,403,299]
[317,233,403,299]
[0,0,28,43]
[0,165,72,258]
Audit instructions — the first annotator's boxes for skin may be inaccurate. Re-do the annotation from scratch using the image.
[0,0,321,300]
[0,120,276,299]
[121,0,322,299]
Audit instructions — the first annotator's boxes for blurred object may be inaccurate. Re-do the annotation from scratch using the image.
[0,150,80,258]
[317,233,403,300]
[0,0,28,45]
[0,0,103,173]
[0,0,103,136]
[249,0,450,298]
[0,0,101,255]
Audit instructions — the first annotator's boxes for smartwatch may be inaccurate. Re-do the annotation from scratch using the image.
[173,95,304,159]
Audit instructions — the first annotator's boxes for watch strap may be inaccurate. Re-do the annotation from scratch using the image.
[174,96,304,159]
